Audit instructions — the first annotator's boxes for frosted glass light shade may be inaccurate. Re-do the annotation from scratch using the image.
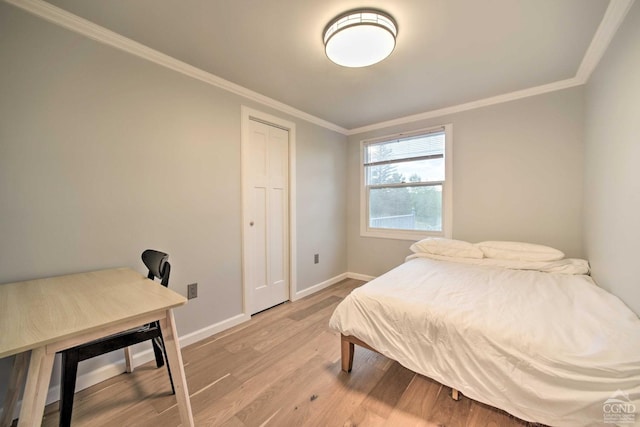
[323,10,397,68]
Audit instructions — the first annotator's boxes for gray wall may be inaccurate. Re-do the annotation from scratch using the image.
[2,0,639,413]
[347,87,585,276]
[0,1,347,402]
[584,1,640,315]
[296,122,348,289]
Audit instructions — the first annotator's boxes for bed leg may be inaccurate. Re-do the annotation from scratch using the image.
[451,388,460,401]
[341,335,354,373]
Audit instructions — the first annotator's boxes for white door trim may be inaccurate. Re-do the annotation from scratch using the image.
[241,106,297,315]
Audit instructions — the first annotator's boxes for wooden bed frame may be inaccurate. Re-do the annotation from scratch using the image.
[340,334,460,401]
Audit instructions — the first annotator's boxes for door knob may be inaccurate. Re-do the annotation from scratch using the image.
[250,221,254,226]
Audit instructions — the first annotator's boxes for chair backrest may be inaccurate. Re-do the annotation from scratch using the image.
[141,249,171,287]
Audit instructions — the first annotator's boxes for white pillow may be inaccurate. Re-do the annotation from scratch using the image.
[475,241,564,262]
[410,238,484,259]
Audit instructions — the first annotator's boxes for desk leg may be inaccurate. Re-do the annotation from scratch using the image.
[160,310,194,427]
[1,352,29,427]
[17,347,55,427]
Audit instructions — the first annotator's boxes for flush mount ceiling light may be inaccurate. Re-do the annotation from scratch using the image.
[323,9,397,68]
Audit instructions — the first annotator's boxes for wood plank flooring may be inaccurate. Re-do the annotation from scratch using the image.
[35,278,540,426]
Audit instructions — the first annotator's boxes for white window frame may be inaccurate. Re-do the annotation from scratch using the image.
[359,124,453,241]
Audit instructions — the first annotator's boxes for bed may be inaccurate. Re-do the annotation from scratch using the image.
[329,239,640,426]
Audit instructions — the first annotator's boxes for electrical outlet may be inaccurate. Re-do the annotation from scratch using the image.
[314,254,319,264]
[187,283,198,299]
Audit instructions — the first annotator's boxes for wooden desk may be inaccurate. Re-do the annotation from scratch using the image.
[0,268,194,427]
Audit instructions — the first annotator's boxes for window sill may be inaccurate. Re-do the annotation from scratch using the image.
[361,228,448,241]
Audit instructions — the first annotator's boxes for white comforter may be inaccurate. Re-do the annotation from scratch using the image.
[329,257,640,426]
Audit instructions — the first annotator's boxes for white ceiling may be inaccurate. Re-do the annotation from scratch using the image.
[32,0,614,131]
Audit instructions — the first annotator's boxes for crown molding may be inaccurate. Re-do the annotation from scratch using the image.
[349,0,635,136]
[3,0,349,135]
[346,77,582,135]
[575,0,635,83]
[4,0,634,136]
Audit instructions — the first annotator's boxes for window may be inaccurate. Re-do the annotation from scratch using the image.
[360,125,452,240]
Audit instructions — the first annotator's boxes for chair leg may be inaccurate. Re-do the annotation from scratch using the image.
[154,335,175,395]
[124,347,134,373]
[59,350,80,427]
[151,336,165,369]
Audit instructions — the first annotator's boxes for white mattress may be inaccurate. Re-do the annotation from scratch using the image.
[329,257,640,426]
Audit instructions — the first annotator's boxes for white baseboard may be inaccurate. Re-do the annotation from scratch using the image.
[347,272,376,282]
[178,313,251,348]
[292,272,348,301]
[291,271,376,301]
[3,273,375,422]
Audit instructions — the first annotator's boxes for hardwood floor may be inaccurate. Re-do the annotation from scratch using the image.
[37,278,539,426]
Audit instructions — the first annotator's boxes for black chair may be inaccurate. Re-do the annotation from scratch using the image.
[58,250,175,427]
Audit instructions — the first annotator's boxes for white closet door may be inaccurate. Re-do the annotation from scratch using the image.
[244,119,289,314]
